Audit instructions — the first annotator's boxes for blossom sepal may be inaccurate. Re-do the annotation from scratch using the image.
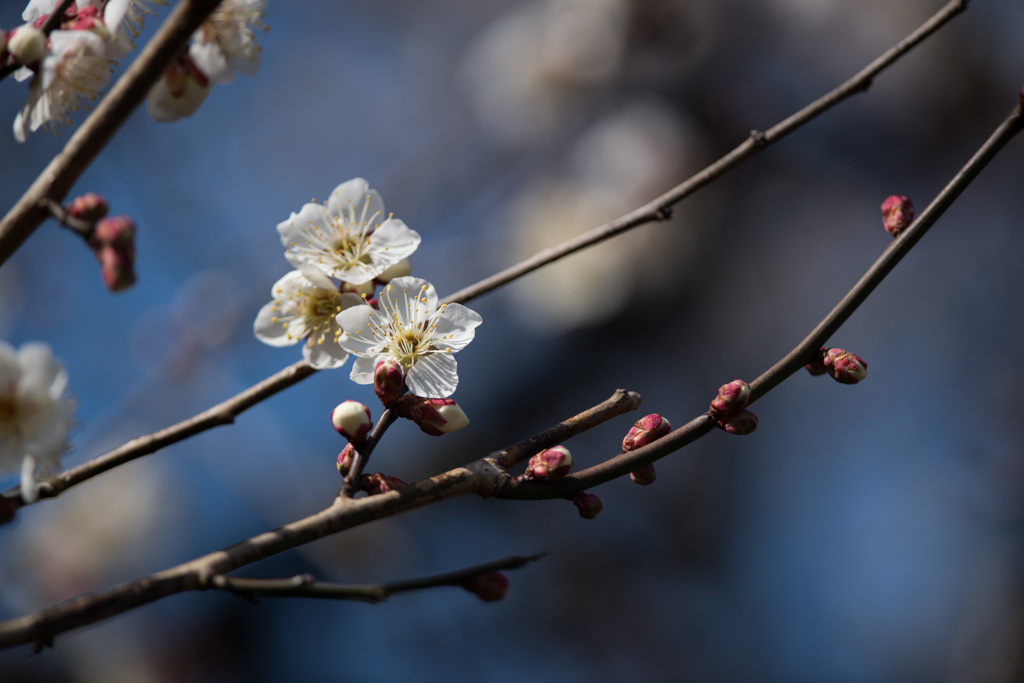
[804,347,828,376]
[621,413,672,452]
[67,193,109,222]
[331,400,372,443]
[523,445,572,480]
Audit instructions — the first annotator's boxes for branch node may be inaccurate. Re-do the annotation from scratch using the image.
[749,130,767,148]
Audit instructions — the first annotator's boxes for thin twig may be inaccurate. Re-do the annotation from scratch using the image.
[0,0,224,266]
[341,409,398,497]
[499,100,1024,501]
[0,0,969,507]
[210,553,546,604]
[0,389,637,648]
[1,360,317,506]
[440,0,970,306]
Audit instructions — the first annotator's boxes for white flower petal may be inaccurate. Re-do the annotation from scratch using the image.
[336,306,380,355]
[367,219,422,263]
[302,339,349,370]
[325,178,384,220]
[348,355,377,384]
[253,301,299,347]
[406,353,459,398]
[432,303,483,352]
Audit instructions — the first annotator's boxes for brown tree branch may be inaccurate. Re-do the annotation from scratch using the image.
[0,388,639,649]
[499,98,1024,501]
[440,0,970,306]
[0,0,224,265]
[0,0,969,508]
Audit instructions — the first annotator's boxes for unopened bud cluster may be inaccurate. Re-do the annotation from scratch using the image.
[708,380,758,436]
[392,394,469,436]
[373,360,406,406]
[523,445,572,480]
[60,194,137,292]
[881,195,914,237]
[621,413,672,486]
[804,347,868,384]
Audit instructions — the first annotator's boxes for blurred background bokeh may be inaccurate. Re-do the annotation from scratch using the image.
[2,0,1024,680]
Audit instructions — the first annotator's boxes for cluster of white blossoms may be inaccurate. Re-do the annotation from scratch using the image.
[255,178,481,398]
[4,0,267,139]
[9,0,164,142]
[0,341,75,503]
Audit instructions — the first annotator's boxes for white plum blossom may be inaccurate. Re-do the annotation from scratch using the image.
[189,0,266,84]
[13,29,109,142]
[254,268,366,370]
[0,341,75,503]
[277,179,422,286]
[336,277,482,398]
[22,0,160,58]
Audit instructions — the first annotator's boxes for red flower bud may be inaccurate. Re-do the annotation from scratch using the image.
[336,443,356,476]
[823,348,867,384]
[460,571,509,602]
[621,414,671,452]
[67,193,109,222]
[524,445,572,479]
[718,410,758,435]
[709,380,751,418]
[629,462,657,486]
[804,347,828,376]
[97,245,136,292]
[881,195,914,238]
[373,359,405,406]
[393,394,469,436]
[93,215,136,248]
[572,492,603,519]
[360,473,408,496]
[331,400,372,443]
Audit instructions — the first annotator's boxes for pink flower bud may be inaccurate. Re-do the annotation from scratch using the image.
[709,380,751,418]
[621,414,672,452]
[629,462,657,486]
[336,443,356,476]
[7,26,46,65]
[67,193,109,222]
[823,348,867,384]
[1019,85,1024,109]
[93,215,135,247]
[360,473,408,495]
[373,359,405,406]
[331,400,372,442]
[524,445,572,479]
[460,570,509,602]
[881,195,914,237]
[393,395,469,436]
[717,410,758,435]
[804,347,828,376]
[572,492,603,519]
[96,245,136,291]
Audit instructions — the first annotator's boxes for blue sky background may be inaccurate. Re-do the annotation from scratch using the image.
[2,0,1024,680]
